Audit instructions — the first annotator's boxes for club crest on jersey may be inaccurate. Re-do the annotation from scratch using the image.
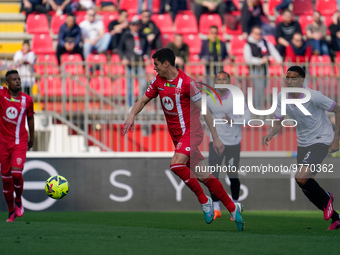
[21,100,26,108]
[16,158,22,165]
[6,107,18,119]
[162,96,174,111]
[175,87,181,95]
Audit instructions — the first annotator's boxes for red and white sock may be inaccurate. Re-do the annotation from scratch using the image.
[203,174,235,213]
[170,164,208,204]
[12,170,24,204]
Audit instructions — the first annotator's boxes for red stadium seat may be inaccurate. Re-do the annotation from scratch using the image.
[86,53,108,75]
[234,56,249,76]
[199,14,223,35]
[174,11,198,34]
[184,54,204,76]
[39,77,62,97]
[229,36,246,57]
[315,0,337,16]
[292,0,313,16]
[90,77,114,96]
[110,54,125,75]
[182,34,202,55]
[160,33,175,47]
[225,18,242,36]
[66,77,87,96]
[151,14,173,34]
[323,15,333,35]
[76,12,86,25]
[61,54,84,75]
[267,0,282,16]
[265,35,277,46]
[309,55,332,76]
[298,15,313,35]
[26,14,49,34]
[51,14,67,34]
[95,0,118,7]
[35,54,59,75]
[152,0,160,13]
[119,0,138,15]
[113,77,139,97]
[102,12,119,32]
[32,34,55,54]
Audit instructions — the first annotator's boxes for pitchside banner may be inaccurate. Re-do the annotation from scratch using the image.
[0,156,339,212]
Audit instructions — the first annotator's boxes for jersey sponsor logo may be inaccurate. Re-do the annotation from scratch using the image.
[17,158,22,165]
[6,107,18,119]
[162,96,174,111]
[176,142,182,150]
[228,157,234,166]
[185,147,190,151]
[151,77,156,84]
[303,151,311,162]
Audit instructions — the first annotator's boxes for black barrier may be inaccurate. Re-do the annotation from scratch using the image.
[0,156,339,211]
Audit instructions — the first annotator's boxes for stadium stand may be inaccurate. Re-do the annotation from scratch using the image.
[174,11,198,34]
[51,14,67,35]
[292,0,314,16]
[315,0,337,16]
[26,14,49,34]
[198,14,223,36]
[31,34,55,54]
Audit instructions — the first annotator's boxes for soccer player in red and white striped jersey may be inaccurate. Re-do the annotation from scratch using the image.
[0,70,35,222]
[123,48,245,230]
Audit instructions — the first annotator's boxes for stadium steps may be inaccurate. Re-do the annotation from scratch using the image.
[0,41,22,54]
[0,2,20,13]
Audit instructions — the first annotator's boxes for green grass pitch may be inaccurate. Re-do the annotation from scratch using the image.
[0,211,338,255]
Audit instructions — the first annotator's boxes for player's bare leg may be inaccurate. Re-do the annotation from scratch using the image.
[170,153,214,224]
[195,161,244,231]
[12,167,24,217]
[296,166,340,228]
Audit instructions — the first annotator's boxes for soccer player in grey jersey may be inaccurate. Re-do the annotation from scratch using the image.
[262,66,340,230]
[207,71,251,220]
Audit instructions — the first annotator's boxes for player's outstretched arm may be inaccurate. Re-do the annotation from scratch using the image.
[194,100,225,156]
[262,120,282,146]
[329,104,340,153]
[123,95,152,135]
[27,115,34,150]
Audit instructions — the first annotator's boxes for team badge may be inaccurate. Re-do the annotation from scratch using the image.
[175,87,181,95]
[17,158,22,165]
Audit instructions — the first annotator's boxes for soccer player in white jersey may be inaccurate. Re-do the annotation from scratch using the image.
[207,71,251,220]
[262,66,340,230]
[123,48,245,230]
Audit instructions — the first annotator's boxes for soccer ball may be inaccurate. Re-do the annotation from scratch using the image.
[45,175,69,199]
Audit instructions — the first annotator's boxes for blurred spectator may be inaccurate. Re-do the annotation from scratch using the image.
[160,0,188,21]
[108,9,129,52]
[48,0,74,15]
[56,14,83,65]
[276,9,302,56]
[241,0,276,39]
[275,0,292,14]
[194,0,226,27]
[329,11,340,52]
[117,16,150,107]
[76,0,95,10]
[199,26,227,82]
[22,0,47,18]
[285,32,312,63]
[166,34,189,70]
[80,9,111,59]
[96,0,117,11]
[140,10,161,50]
[306,11,329,56]
[244,26,282,109]
[13,40,36,95]
[138,0,153,14]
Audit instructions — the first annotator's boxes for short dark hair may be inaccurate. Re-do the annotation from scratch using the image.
[119,9,127,15]
[287,65,306,78]
[251,25,261,33]
[216,71,231,80]
[152,48,175,67]
[210,25,218,31]
[23,40,30,46]
[5,70,19,81]
[282,9,292,15]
